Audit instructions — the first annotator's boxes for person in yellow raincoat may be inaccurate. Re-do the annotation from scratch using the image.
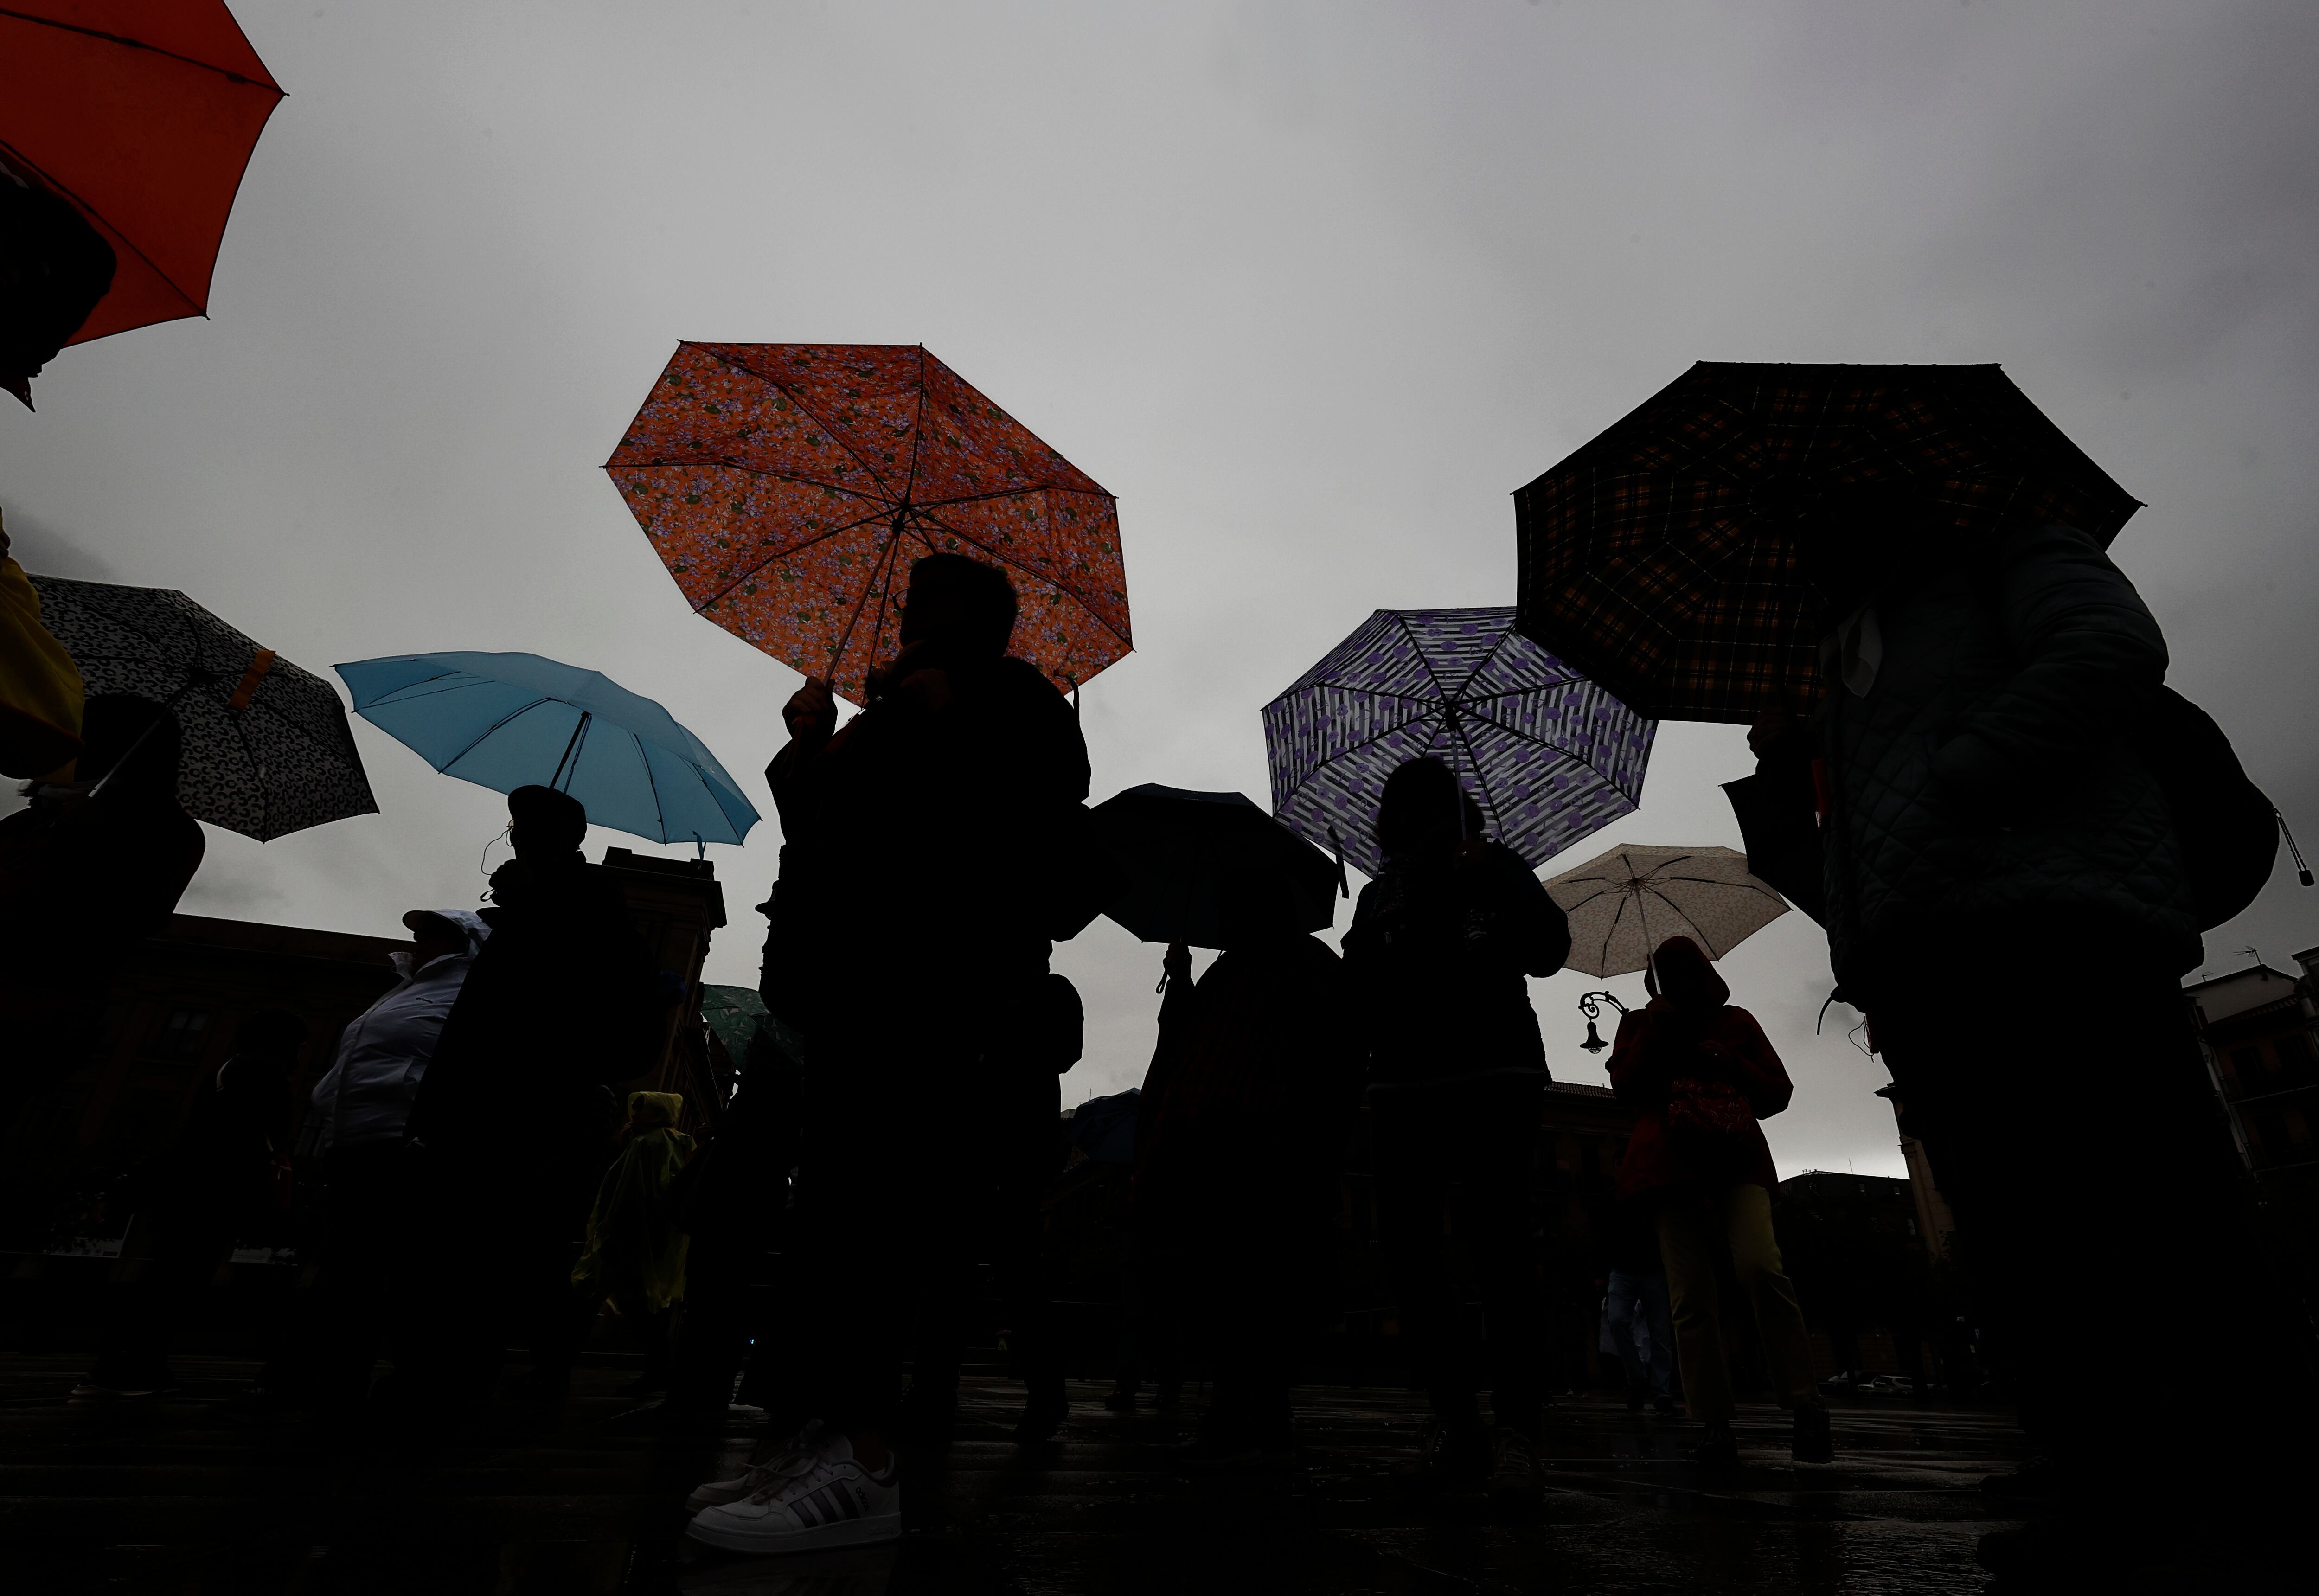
[0,510,84,780]
[573,1091,694,1396]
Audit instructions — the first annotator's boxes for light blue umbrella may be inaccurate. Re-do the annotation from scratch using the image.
[334,651,760,847]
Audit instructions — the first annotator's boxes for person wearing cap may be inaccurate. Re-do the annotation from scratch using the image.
[402,784,661,1412]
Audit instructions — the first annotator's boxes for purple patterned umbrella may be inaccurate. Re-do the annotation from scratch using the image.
[1262,607,1655,879]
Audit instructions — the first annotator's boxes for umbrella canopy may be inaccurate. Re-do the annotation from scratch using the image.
[335,652,760,849]
[1263,607,1655,880]
[1512,362,2142,724]
[1543,843,1788,979]
[605,343,1132,704]
[1090,783,1339,949]
[27,573,377,840]
[0,3,284,353]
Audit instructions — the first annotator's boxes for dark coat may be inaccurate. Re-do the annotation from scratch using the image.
[1341,840,1571,1091]
[762,653,1090,1034]
[405,852,659,1168]
[1608,940,1789,1198]
[1817,524,2197,1001]
[1134,933,1362,1194]
[147,1049,292,1225]
[0,791,203,1070]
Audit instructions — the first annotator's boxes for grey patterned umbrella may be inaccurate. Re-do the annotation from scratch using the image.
[28,574,378,841]
[1543,844,1788,977]
[1262,607,1655,879]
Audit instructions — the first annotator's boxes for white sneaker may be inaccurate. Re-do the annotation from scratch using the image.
[685,1431,901,1554]
[685,1419,826,1513]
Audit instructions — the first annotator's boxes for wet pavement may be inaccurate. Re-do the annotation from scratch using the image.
[0,1353,2226,1594]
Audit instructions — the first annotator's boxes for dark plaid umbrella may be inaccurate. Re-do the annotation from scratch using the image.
[28,575,377,840]
[1262,607,1654,880]
[1090,784,1339,949]
[1512,362,2142,724]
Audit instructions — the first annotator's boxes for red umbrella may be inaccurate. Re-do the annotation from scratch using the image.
[607,343,1133,702]
[0,1,284,387]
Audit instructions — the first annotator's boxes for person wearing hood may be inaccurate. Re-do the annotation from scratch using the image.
[1131,869,1363,1466]
[401,785,661,1413]
[1608,936,1829,1471]
[1341,756,1572,1509]
[278,908,488,1411]
[572,1091,696,1397]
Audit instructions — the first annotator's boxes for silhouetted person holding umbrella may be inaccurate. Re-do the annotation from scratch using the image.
[1343,755,1570,1511]
[1742,517,2312,1576]
[688,552,1089,1556]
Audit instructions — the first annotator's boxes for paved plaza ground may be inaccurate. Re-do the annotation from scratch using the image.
[0,1355,2281,1594]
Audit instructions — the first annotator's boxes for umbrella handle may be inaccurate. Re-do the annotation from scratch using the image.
[1326,823,1348,899]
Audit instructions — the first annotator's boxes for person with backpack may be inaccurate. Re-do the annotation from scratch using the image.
[1606,936,1828,1470]
[1740,519,2310,1576]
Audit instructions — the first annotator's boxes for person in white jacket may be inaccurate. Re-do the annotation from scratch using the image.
[290,908,489,1411]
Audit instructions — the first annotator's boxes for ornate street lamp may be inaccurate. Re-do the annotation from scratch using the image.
[1577,991,1628,1055]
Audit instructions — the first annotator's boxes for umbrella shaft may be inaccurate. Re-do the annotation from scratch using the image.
[550,711,594,791]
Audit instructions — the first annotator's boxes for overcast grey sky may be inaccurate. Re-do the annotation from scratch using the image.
[6,0,2316,1180]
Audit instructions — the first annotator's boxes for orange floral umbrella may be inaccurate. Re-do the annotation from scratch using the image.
[606,343,1132,703]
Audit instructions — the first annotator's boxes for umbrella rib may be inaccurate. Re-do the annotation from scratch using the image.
[1595,887,1635,975]
[913,505,1134,648]
[0,143,203,321]
[684,502,890,612]
[1448,626,1513,708]
[1640,884,1715,950]
[434,696,557,773]
[1447,708,1505,839]
[706,351,898,500]
[903,345,927,507]
[823,528,908,685]
[1274,704,1440,803]
[1392,612,1457,709]
[640,727,670,842]
[1648,872,1786,897]
[0,12,287,89]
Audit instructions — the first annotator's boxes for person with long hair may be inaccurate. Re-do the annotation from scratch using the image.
[1343,756,1570,1510]
[1606,935,1829,1470]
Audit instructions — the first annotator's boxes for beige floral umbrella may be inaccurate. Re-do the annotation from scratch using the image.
[1543,843,1789,977]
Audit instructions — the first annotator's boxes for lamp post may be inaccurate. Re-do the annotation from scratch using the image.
[1577,991,1628,1055]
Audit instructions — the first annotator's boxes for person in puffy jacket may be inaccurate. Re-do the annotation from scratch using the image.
[1608,936,1828,1470]
[1342,756,1570,1508]
[1745,519,2303,1550]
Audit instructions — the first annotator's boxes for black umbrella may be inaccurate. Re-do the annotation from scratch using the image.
[28,574,378,840]
[1512,361,2142,724]
[1090,783,1340,951]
